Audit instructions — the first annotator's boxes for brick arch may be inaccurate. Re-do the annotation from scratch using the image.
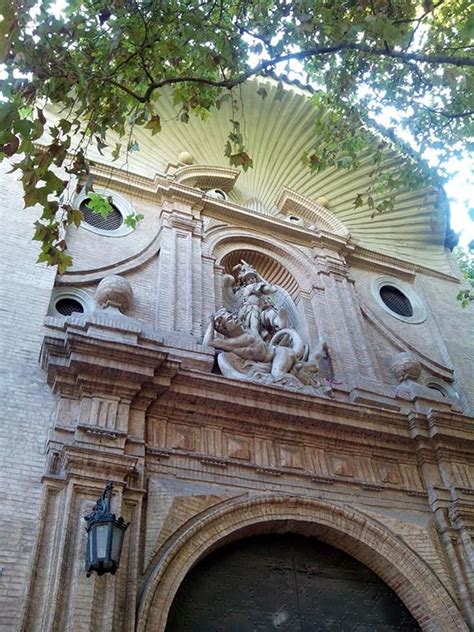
[137,495,467,632]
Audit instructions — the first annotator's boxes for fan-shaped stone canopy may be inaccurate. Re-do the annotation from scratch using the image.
[64,77,451,272]
[222,249,300,300]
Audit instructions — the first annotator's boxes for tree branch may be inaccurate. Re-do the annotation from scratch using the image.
[109,42,474,103]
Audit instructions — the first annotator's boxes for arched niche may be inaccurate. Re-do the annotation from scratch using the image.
[222,249,300,300]
[205,229,318,340]
[206,227,316,296]
[220,248,305,339]
[137,495,467,632]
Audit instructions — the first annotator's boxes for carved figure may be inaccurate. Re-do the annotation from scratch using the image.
[231,261,287,340]
[204,264,333,397]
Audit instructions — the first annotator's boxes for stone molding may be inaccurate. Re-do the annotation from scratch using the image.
[83,162,459,283]
[275,186,350,237]
[173,164,240,192]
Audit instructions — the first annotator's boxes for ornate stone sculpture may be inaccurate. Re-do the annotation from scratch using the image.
[204,261,332,397]
[95,275,133,314]
[390,352,422,383]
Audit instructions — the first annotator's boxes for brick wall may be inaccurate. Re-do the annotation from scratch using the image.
[0,163,56,630]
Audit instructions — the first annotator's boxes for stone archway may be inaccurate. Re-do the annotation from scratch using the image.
[166,532,421,631]
[137,495,467,632]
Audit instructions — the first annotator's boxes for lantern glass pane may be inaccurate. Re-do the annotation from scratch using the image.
[96,524,109,559]
[89,530,94,562]
[111,525,124,563]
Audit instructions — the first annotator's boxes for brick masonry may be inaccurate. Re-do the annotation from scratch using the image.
[0,158,473,632]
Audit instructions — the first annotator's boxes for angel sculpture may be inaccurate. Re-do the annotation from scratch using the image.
[204,261,332,397]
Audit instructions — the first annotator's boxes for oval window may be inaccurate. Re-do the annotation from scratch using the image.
[379,285,414,318]
[80,199,124,231]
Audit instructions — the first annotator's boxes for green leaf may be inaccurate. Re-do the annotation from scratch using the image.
[274,81,285,102]
[68,208,84,227]
[86,192,113,218]
[354,194,364,208]
[123,212,144,229]
[95,136,107,155]
[111,143,121,161]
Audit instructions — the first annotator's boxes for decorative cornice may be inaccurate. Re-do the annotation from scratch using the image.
[40,316,172,397]
[62,445,138,481]
[275,187,349,237]
[85,162,459,283]
[173,164,240,192]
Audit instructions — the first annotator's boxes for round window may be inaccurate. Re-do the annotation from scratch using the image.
[80,199,124,231]
[427,383,446,397]
[379,285,413,318]
[49,288,94,318]
[55,297,84,316]
[372,277,426,324]
[73,188,135,237]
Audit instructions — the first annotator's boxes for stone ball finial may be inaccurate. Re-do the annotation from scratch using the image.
[178,151,194,165]
[390,352,421,383]
[316,196,330,209]
[95,275,133,313]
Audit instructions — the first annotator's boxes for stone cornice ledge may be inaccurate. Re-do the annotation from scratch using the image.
[41,315,173,397]
[87,163,459,283]
[154,370,413,443]
[62,445,138,481]
[155,370,474,447]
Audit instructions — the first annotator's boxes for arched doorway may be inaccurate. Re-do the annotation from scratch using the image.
[165,533,420,631]
[138,495,468,631]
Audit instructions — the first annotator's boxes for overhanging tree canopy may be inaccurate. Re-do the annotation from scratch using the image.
[0,0,472,271]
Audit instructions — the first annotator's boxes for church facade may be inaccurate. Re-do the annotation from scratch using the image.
[0,79,473,631]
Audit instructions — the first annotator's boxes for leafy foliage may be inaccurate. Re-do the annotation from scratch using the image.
[453,246,474,307]
[0,0,472,270]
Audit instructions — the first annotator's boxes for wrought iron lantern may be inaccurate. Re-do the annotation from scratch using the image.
[84,482,129,577]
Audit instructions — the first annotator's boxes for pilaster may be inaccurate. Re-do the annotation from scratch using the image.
[22,312,181,632]
[313,249,376,383]
[156,202,203,336]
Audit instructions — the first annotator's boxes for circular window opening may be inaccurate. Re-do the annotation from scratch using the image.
[205,188,227,201]
[379,285,414,318]
[80,199,124,231]
[426,383,446,397]
[55,297,84,316]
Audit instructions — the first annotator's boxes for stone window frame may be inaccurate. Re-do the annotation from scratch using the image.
[48,287,94,317]
[372,276,426,324]
[424,378,458,400]
[74,188,135,237]
[205,188,228,201]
